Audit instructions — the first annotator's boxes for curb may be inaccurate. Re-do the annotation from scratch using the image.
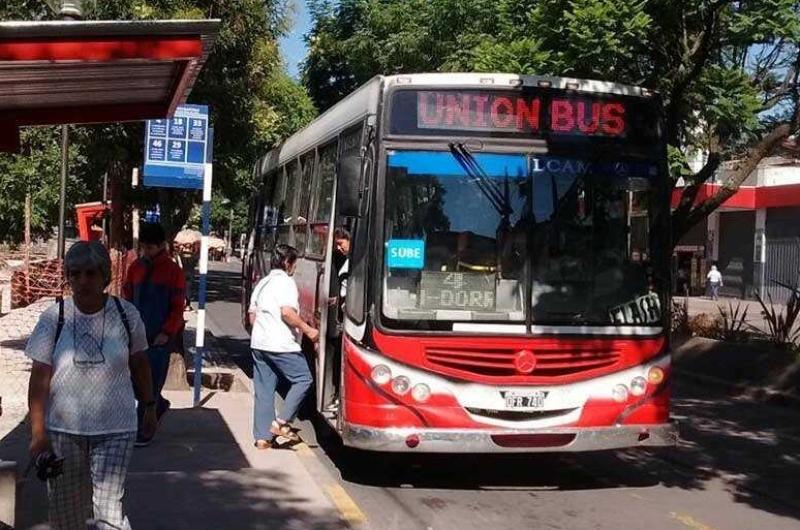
[674,368,800,407]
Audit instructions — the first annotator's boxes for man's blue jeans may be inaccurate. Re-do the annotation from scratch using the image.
[251,348,312,441]
[147,344,171,409]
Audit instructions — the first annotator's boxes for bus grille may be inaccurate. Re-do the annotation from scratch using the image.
[425,346,620,379]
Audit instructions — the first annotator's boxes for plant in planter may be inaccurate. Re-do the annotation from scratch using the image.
[717,301,750,343]
[688,313,722,339]
[671,298,689,335]
[753,280,800,350]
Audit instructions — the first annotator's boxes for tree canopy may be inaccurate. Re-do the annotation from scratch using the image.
[303,0,800,241]
[0,0,316,244]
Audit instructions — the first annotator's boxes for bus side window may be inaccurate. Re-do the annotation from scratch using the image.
[306,140,338,257]
[259,170,278,252]
[294,151,316,254]
[277,163,298,247]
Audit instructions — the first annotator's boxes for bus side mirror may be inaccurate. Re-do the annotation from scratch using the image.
[338,155,363,218]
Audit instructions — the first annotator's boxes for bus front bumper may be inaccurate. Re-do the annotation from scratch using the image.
[342,421,678,453]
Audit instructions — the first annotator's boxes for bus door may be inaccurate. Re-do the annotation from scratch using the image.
[314,222,336,413]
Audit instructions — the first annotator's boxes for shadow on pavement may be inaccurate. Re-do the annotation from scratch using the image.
[2,406,346,530]
[204,261,800,522]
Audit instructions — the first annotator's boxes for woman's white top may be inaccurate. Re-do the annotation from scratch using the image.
[707,269,723,283]
[25,297,148,435]
[249,269,301,353]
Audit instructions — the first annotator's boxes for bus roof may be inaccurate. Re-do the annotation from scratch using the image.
[253,73,656,178]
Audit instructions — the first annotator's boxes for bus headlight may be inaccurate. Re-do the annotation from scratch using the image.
[411,383,431,402]
[612,384,629,403]
[371,365,392,385]
[391,376,411,395]
[630,376,648,396]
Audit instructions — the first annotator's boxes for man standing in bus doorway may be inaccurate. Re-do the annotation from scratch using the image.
[123,223,186,446]
[328,227,351,411]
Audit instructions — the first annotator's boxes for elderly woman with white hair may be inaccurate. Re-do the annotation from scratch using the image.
[26,241,156,530]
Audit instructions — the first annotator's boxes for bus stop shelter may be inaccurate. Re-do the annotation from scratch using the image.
[0,18,219,528]
[0,19,219,152]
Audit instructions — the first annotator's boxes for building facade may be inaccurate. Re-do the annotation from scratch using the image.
[675,156,800,302]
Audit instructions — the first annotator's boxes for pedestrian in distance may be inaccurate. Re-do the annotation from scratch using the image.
[122,223,185,446]
[176,238,200,309]
[707,264,723,300]
[26,241,156,530]
[248,244,319,449]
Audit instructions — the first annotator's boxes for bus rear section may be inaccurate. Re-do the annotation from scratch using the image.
[339,75,677,452]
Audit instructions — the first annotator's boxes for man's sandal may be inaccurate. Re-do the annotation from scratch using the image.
[270,421,301,443]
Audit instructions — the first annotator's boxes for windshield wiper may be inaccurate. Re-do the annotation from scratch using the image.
[448,143,513,217]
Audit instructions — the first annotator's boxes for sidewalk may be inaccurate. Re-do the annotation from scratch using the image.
[679,295,781,332]
[2,388,349,529]
[0,304,350,530]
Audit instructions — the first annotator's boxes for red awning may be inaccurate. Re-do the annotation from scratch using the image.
[0,19,219,151]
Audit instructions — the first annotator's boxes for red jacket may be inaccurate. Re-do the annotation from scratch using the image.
[123,250,185,343]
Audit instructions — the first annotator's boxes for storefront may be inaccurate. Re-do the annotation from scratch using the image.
[674,156,800,302]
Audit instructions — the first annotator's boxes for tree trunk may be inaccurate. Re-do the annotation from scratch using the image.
[108,161,129,250]
[671,123,793,244]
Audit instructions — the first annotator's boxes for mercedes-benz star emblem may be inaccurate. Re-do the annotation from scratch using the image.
[514,350,537,374]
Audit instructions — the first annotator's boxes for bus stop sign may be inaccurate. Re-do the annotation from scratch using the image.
[143,104,210,189]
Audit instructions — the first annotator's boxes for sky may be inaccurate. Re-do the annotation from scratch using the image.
[279,0,312,79]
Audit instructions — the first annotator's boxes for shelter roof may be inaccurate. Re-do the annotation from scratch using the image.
[0,19,219,151]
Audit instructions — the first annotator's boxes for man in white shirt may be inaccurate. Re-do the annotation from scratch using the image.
[707,264,723,300]
[248,245,319,447]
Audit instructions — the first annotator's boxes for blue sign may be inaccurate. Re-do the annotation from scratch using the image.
[387,239,426,269]
[147,138,166,161]
[143,104,210,189]
[149,120,167,137]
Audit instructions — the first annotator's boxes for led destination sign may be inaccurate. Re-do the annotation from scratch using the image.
[389,89,662,142]
[418,91,625,135]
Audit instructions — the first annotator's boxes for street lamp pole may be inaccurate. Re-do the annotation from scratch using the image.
[54,0,83,264]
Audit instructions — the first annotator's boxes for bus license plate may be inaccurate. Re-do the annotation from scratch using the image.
[504,391,547,409]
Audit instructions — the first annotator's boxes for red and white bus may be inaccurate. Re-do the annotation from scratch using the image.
[243,73,677,452]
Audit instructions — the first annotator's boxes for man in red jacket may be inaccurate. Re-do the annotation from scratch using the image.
[123,223,185,446]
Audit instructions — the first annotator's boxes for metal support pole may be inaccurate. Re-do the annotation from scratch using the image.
[56,124,68,262]
[194,162,213,406]
[102,172,108,245]
[132,168,140,250]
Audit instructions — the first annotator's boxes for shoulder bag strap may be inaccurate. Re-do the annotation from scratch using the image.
[111,296,132,350]
[52,297,65,355]
[251,275,273,311]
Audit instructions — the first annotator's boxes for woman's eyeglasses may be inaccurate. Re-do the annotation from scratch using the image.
[72,308,107,367]
[73,332,106,366]
[67,269,100,280]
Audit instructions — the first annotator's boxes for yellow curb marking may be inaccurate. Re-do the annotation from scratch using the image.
[292,441,367,525]
[670,512,718,530]
[326,484,367,525]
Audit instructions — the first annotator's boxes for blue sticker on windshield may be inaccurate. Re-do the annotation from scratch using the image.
[387,239,425,269]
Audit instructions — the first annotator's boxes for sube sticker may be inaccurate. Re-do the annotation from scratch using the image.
[387,239,425,269]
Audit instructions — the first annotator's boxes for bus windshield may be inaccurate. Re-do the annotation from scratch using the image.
[382,149,666,329]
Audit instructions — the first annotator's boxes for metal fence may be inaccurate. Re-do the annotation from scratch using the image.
[763,236,800,304]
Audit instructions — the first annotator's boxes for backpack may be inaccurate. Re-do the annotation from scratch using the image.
[53,296,132,353]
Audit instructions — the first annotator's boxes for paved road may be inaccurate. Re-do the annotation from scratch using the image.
[205,261,800,530]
